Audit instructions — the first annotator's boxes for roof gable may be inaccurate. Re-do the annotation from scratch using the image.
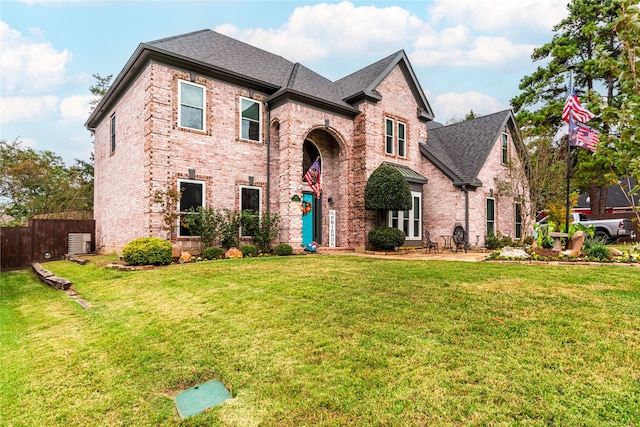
[335,50,434,120]
[421,110,521,187]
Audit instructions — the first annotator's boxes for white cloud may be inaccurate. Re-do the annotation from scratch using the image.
[431,91,506,122]
[59,95,92,122]
[0,21,72,94]
[216,1,426,62]
[0,96,58,123]
[428,0,568,33]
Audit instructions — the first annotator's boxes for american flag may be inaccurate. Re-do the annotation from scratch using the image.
[569,116,598,152]
[304,158,322,198]
[562,88,595,123]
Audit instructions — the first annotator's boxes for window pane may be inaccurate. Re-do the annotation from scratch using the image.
[181,82,203,107]
[486,199,495,220]
[180,182,203,212]
[181,105,203,130]
[241,188,260,212]
[386,119,394,154]
[242,99,260,121]
[242,120,260,141]
[398,122,405,157]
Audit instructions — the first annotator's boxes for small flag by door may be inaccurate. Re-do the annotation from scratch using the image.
[569,116,599,152]
[304,158,322,198]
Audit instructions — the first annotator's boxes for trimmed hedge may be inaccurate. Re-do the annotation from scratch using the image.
[240,244,258,257]
[274,243,293,256]
[202,247,225,260]
[122,237,172,266]
[364,164,412,211]
[368,226,406,250]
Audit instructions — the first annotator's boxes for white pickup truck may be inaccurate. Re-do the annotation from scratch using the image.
[538,212,635,243]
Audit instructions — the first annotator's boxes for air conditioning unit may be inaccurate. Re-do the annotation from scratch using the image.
[68,233,92,254]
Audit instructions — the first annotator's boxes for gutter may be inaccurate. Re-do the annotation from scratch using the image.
[265,101,271,212]
[462,185,470,247]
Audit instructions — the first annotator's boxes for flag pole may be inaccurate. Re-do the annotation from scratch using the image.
[565,66,574,249]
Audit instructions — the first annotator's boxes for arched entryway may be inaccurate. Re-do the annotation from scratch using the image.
[302,139,321,245]
[300,127,344,247]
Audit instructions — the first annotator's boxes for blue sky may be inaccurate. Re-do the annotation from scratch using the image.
[1,0,569,165]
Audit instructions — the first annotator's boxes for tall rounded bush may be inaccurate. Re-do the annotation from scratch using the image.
[364,164,412,211]
[122,237,172,265]
[368,226,405,250]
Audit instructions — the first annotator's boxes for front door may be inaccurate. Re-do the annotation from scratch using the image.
[302,193,314,246]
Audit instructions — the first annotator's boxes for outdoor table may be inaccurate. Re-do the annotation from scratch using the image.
[440,235,454,253]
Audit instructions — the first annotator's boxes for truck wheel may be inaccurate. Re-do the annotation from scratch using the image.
[594,230,611,244]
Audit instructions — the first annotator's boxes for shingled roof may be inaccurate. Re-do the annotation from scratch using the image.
[86,29,432,128]
[420,110,521,188]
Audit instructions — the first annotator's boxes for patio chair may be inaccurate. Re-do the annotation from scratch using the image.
[425,230,439,253]
[452,223,468,253]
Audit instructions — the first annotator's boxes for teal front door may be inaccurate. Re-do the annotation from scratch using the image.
[302,193,314,246]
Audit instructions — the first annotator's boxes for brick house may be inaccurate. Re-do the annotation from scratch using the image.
[86,30,530,253]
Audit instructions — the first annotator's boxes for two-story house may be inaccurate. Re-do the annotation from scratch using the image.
[85,29,530,253]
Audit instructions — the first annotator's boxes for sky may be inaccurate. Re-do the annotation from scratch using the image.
[0,0,570,165]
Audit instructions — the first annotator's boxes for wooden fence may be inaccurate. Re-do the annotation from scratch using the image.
[1,219,95,271]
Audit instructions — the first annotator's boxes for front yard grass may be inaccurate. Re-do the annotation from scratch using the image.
[1,256,639,426]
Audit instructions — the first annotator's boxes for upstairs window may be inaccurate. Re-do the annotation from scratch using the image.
[110,114,116,154]
[398,121,406,157]
[385,118,394,154]
[240,98,261,142]
[179,80,205,131]
[501,132,508,164]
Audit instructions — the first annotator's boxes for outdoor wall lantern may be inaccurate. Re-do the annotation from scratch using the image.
[188,168,196,179]
[328,197,334,206]
[489,188,494,197]
[248,176,254,186]
[325,119,330,128]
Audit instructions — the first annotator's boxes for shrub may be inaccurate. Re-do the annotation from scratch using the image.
[122,237,172,266]
[582,236,611,260]
[368,226,405,250]
[202,247,225,260]
[252,211,280,253]
[240,244,258,258]
[364,164,412,211]
[274,243,293,256]
[485,233,501,250]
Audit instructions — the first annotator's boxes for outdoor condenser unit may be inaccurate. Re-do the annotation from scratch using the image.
[68,233,92,255]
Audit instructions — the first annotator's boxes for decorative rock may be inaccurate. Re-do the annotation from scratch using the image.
[610,247,623,256]
[499,246,530,259]
[179,252,192,263]
[561,250,581,257]
[568,230,585,252]
[225,247,243,259]
[172,243,182,258]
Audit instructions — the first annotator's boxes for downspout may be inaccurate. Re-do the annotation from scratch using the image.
[462,185,469,247]
[265,101,271,212]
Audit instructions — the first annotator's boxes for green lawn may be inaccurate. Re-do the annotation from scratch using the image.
[1,256,639,426]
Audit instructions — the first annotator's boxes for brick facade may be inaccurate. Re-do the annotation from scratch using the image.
[92,39,530,254]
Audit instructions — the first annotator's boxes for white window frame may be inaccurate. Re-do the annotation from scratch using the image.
[178,80,206,131]
[387,191,422,241]
[385,117,394,154]
[486,197,496,236]
[397,121,406,158]
[177,178,206,238]
[515,202,522,239]
[239,185,262,237]
[110,113,116,154]
[239,97,262,142]
[501,132,508,164]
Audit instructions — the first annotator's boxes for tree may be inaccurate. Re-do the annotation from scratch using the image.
[511,0,624,215]
[364,164,412,226]
[89,73,113,114]
[0,139,93,224]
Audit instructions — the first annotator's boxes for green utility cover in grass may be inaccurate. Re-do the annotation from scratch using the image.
[175,380,231,419]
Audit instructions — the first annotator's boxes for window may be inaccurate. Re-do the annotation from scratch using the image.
[501,132,508,164]
[388,191,422,240]
[178,179,204,237]
[385,118,394,154]
[515,202,522,239]
[240,98,261,141]
[240,186,261,236]
[110,114,116,154]
[486,198,495,236]
[398,121,406,157]
[179,80,205,130]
